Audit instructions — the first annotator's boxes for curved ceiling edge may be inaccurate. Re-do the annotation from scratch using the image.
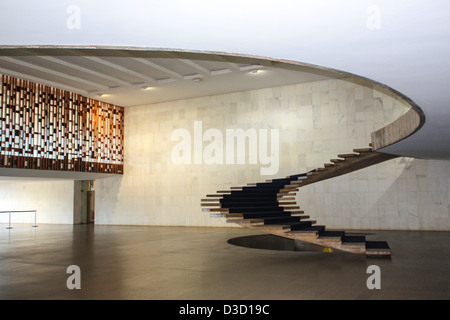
[0,45,426,155]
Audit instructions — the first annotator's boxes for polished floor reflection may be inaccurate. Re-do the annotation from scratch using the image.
[0,224,448,300]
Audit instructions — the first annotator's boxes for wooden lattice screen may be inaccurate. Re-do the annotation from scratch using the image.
[0,74,124,174]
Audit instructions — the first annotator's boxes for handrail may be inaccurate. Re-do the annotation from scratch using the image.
[0,210,38,229]
[371,106,425,151]
[368,82,426,151]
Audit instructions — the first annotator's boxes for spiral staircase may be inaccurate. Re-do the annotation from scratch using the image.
[201,147,398,256]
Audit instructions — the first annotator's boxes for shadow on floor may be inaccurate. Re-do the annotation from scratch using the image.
[227,234,327,252]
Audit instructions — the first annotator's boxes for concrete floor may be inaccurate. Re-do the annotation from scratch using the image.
[0,223,448,300]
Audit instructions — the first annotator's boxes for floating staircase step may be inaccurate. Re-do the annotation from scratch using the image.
[258,224,295,230]
[289,221,314,230]
[289,173,308,179]
[281,184,300,189]
[241,212,292,219]
[210,213,228,218]
[284,184,301,189]
[318,230,345,238]
[255,181,287,186]
[324,163,334,167]
[278,188,297,192]
[353,148,372,153]
[222,201,280,207]
[266,221,316,229]
[223,198,280,202]
[337,153,359,158]
[221,198,279,203]
[253,185,286,190]
[280,206,300,210]
[291,178,307,183]
[239,189,282,194]
[278,201,297,205]
[330,158,345,163]
[288,210,305,215]
[223,205,281,210]
[225,191,278,195]
[224,213,245,218]
[259,180,291,185]
[264,216,300,225]
[277,192,296,197]
[262,179,292,184]
[365,241,390,250]
[203,208,228,212]
[201,202,221,207]
[228,207,284,213]
[228,192,279,198]
[341,235,366,243]
[278,196,295,201]
[289,225,326,233]
[223,193,278,199]
[238,188,281,194]
[365,241,391,256]
[227,189,277,194]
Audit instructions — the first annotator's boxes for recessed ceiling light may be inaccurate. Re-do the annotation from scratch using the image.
[250,69,260,74]
[193,78,202,82]
[141,86,154,90]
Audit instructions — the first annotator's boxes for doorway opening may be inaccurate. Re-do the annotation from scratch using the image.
[87,180,95,224]
[74,180,95,224]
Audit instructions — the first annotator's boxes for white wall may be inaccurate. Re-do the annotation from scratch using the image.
[298,158,450,231]
[94,78,450,231]
[0,179,74,225]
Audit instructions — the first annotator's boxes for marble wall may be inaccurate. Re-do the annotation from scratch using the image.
[298,158,450,230]
[95,78,449,230]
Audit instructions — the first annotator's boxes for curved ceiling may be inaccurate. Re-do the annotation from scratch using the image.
[0,46,345,107]
[0,45,433,161]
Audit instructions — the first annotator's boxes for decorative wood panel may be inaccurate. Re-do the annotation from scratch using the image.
[0,74,124,174]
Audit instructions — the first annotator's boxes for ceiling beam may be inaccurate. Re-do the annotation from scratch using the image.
[239,65,264,72]
[0,66,89,95]
[133,58,184,80]
[208,54,245,71]
[226,63,241,71]
[104,49,183,82]
[38,56,134,88]
[0,56,109,90]
[84,56,157,84]
[179,59,211,76]
[211,68,232,76]
[183,73,203,80]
